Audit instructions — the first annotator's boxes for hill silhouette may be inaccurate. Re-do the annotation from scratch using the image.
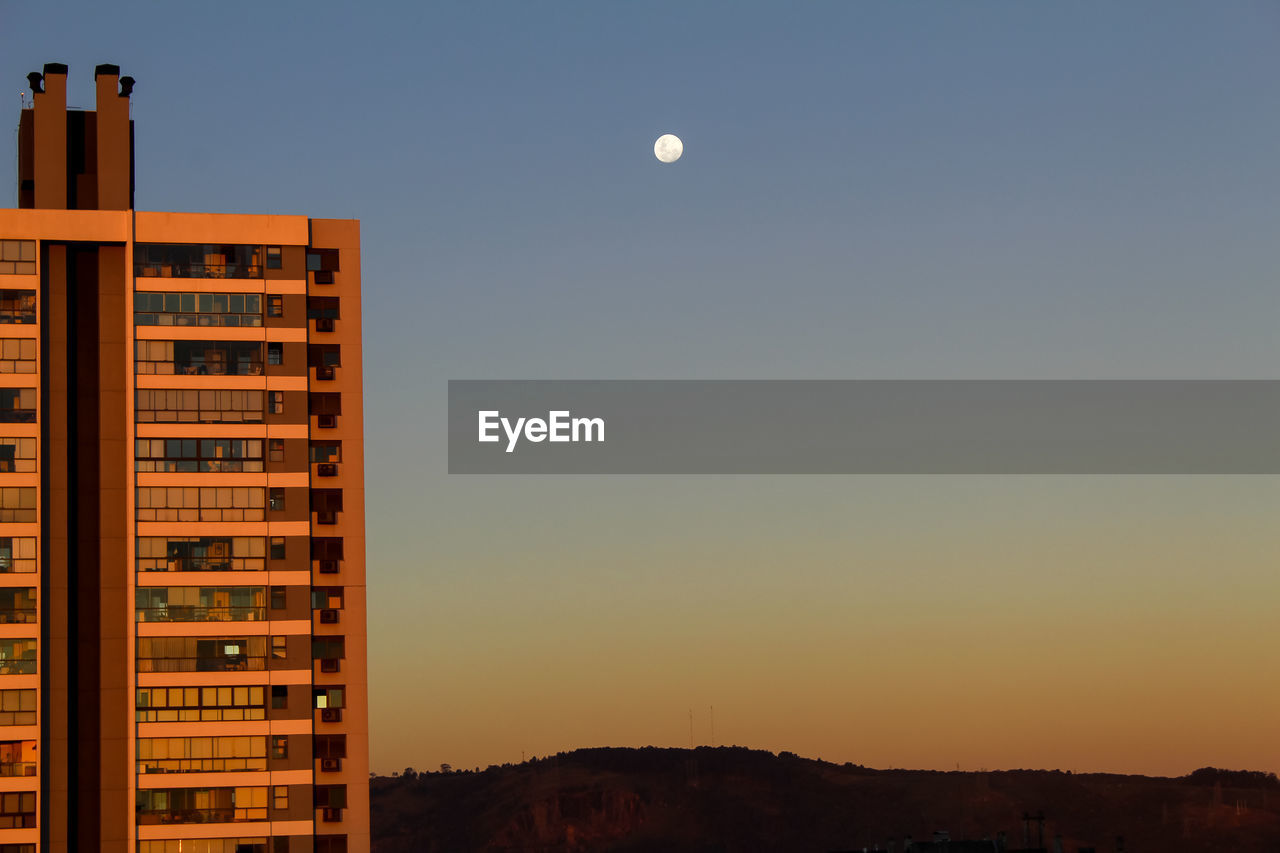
[370,747,1280,852]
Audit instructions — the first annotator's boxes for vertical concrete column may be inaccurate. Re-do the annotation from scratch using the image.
[40,242,71,853]
[32,64,69,209]
[94,66,133,211]
[96,244,129,853]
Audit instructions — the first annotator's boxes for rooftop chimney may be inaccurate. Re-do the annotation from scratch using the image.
[17,63,134,210]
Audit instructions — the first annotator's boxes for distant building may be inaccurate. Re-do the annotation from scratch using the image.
[1,62,369,853]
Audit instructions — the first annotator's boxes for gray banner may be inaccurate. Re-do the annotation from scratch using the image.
[448,380,1280,474]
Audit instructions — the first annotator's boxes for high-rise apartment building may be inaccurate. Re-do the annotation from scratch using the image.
[0,63,369,853]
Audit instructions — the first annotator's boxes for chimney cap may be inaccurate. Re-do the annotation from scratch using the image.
[43,62,68,76]
[119,77,135,97]
[26,72,43,94]
[94,64,121,79]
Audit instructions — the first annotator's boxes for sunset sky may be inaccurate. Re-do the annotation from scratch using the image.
[3,1,1277,777]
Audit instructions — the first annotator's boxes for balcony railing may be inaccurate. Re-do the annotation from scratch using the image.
[137,807,268,825]
[134,263,263,280]
[0,762,36,777]
[138,757,267,774]
[136,606,266,623]
[136,656,266,673]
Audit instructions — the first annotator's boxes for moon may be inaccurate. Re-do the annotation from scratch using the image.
[654,133,683,164]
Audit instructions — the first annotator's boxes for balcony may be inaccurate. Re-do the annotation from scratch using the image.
[137,807,267,825]
[136,605,267,623]
[136,656,266,673]
[134,262,263,280]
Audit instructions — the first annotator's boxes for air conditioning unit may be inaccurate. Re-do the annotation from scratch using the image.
[318,559,339,574]
[315,317,335,332]
[317,413,337,428]
[320,708,342,723]
[315,365,335,381]
[319,608,340,624]
[314,271,334,285]
[322,807,343,822]
[317,463,338,477]
[320,658,341,673]
[320,757,342,772]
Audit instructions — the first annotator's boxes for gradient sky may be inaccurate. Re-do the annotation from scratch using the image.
[2,1,1278,777]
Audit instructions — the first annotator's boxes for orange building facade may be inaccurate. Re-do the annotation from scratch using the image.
[0,64,370,853]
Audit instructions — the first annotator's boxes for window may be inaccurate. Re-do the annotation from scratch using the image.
[136,388,264,424]
[135,340,264,376]
[0,390,35,423]
[271,636,287,660]
[136,587,267,623]
[271,685,288,710]
[0,489,36,523]
[0,589,36,624]
[312,538,344,561]
[134,243,264,279]
[311,489,343,520]
[306,249,339,272]
[266,294,284,317]
[136,536,265,573]
[136,685,266,723]
[268,488,285,512]
[316,836,348,853]
[0,290,35,323]
[315,734,347,760]
[137,735,268,773]
[269,438,285,463]
[0,791,36,828]
[0,241,36,276]
[270,537,286,560]
[0,538,35,574]
[0,438,36,472]
[267,342,283,366]
[311,588,344,610]
[307,296,340,320]
[270,587,286,610]
[0,641,36,675]
[308,344,341,369]
[137,786,268,823]
[135,438,264,473]
[0,339,36,374]
[308,393,341,415]
[269,391,285,414]
[312,637,345,661]
[310,441,341,463]
[133,291,262,327]
[136,636,267,673]
[271,735,288,759]
[273,785,288,811]
[266,246,282,270]
[313,686,344,709]
[141,840,268,853]
[314,785,347,809]
[135,487,265,523]
[0,690,36,725]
